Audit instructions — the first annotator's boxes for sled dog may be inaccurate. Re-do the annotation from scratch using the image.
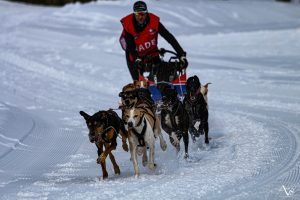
[160,86,190,158]
[123,106,167,177]
[79,110,128,179]
[183,75,210,144]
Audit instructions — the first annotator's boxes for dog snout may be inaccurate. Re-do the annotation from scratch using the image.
[162,96,168,103]
[89,134,95,143]
[128,121,133,128]
[125,99,131,106]
[189,86,196,92]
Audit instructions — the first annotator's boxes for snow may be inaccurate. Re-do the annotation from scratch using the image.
[0,0,300,199]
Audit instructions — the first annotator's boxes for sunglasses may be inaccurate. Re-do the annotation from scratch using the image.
[134,11,147,17]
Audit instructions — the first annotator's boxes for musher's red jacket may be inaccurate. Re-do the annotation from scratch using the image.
[121,13,160,58]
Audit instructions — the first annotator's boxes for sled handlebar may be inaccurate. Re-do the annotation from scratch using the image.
[159,48,183,64]
[159,48,178,57]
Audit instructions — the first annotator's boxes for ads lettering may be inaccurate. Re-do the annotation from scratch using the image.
[138,39,156,52]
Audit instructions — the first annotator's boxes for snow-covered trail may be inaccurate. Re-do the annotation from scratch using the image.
[0,0,300,199]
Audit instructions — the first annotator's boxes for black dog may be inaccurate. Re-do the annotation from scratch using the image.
[79,109,128,179]
[160,86,189,158]
[183,75,209,144]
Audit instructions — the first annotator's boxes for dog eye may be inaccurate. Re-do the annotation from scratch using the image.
[134,115,138,118]
[94,122,97,125]
[88,123,92,126]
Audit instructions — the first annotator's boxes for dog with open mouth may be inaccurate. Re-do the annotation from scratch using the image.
[160,86,190,159]
[119,81,154,110]
[119,83,138,109]
[123,104,167,177]
[79,109,128,179]
[183,75,210,144]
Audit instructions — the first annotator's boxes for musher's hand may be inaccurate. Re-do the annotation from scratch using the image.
[180,56,188,69]
[135,57,142,65]
[135,57,142,70]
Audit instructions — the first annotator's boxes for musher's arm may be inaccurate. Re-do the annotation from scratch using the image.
[158,22,186,56]
[124,29,138,59]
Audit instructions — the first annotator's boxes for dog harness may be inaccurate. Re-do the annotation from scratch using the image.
[164,100,181,132]
[134,105,157,135]
[187,94,207,120]
[131,116,147,147]
[99,126,117,144]
[97,111,119,144]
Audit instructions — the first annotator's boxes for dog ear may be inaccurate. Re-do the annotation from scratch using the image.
[133,80,139,87]
[203,82,212,88]
[79,111,90,121]
[195,76,202,87]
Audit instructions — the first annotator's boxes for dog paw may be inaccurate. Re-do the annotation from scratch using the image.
[148,163,157,170]
[114,166,121,175]
[122,143,129,152]
[101,171,108,179]
[160,141,167,151]
[191,136,196,143]
[171,133,180,147]
[137,147,143,156]
[172,140,180,147]
[184,153,189,159]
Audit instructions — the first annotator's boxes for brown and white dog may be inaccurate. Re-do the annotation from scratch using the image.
[133,80,155,111]
[119,81,154,110]
[133,80,149,89]
[123,105,167,177]
[119,83,138,109]
[79,110,128,179]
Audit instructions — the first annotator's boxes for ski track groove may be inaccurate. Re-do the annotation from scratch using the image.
[0,103,83,196]
[270,123,300,198]
[0,102,35,161]
[211,108,298,199]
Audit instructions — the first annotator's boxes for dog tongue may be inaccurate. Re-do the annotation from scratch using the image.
[189,88,200,101]
[190,94,196,101]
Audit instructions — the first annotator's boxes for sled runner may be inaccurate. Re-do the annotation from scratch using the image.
[137,49,187,102]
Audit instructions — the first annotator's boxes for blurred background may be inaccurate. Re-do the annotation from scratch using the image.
[5,0,300,7]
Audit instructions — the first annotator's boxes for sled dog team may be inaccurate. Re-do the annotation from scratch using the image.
[80,75,210,179]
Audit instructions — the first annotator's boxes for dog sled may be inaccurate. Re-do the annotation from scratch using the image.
[137,48,187,103]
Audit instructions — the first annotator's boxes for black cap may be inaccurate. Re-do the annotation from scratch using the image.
[133,1,147,12]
